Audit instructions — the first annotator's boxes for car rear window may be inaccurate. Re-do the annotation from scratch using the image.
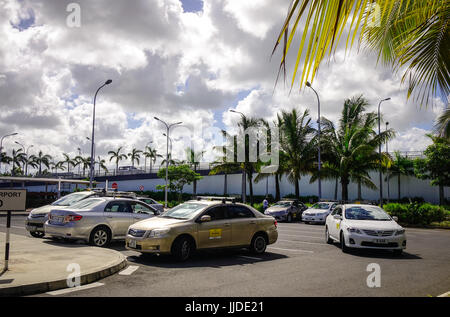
[226,205,255,219]
[69,198,104,210]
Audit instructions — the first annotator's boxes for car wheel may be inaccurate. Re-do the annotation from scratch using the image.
[287,213,293,223]
[340,232,349,253]
[325,227,333,244]
[250,234,267,254]
[30,231,45,238]
[89,226,111,247]
[393,249,403,256]
[172,236,192,262]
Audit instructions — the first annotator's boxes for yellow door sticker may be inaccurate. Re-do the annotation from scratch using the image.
[336,223,340,229]
[209,229,222,240]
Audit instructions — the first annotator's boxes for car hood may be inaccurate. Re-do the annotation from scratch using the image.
[303,208,328,214]
[266,207,288,213]
[30,204,69,215]
[345,220,402,230]
[130,216,188,230]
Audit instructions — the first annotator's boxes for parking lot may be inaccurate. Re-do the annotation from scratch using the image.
[0,215,449,297]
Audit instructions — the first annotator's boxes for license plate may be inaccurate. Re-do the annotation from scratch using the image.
[53,216,64,224]
[128,239,137,248]
[375,239,388,244]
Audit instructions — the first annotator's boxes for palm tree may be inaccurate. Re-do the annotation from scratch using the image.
[54,161,66,174]
[97,156,108,175]
[74,156,91,176]
[388,151,415,201]
[0,151,12,174]
[273,0,448,106]
[61,153,75,173]
[29,150,52,176]
[185,147,205,196]
[108,147,128,174]
[143,146,161,173]
[320,96,395,200]
[161,153,179,167]
[11,149,26,176]
[128,148,143,168]
[435,107,450,139]
[279,109,317,198]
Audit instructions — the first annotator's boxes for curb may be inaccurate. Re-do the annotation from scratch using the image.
[0,254,127,297]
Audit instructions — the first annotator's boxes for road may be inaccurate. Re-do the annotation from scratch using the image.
[0,215,449,297]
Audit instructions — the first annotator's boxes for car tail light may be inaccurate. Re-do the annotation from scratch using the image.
[65,215,83,222]
[274,220,278,228]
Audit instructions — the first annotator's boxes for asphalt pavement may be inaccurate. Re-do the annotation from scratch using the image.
[0,215,449,297]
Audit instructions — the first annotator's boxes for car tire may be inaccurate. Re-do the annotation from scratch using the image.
[30,231,45,238]
[287,213,293,223]
[89,226,111,247]
[250,234,267,254]
[340,232,349,253]
[172,236,193,262]
[325,227,333,244]
[393,249,403,256]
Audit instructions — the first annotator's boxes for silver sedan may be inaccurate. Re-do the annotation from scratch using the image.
[44,197,158,247]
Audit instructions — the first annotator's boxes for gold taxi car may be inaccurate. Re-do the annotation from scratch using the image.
[125,197,278,261]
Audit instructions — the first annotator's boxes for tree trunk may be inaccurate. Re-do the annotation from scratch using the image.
[334,178,338,200]
[275,174,280,201]
[398,174,401,201]
[295,179,299,199]
[439,184,444,206]
[223,172,228,196]
[193,165,197,197]
[357,181,362,200]
[248,171,254,205]
[341,178,349,201]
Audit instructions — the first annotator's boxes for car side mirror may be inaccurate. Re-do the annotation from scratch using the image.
[392,216,398,222]
[333,215,342,220]
[199,215,211,223]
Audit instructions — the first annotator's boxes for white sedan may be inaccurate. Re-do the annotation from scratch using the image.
[325,204,406,255]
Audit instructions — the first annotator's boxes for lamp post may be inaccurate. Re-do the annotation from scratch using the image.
[306,82,322,201]
[77,147,82,176]
[378,97,391,207]
[230,109,247,203]
[154,117,182,208]
[0,133,18,174]
[386,122,390,203]
[89,79,112,188]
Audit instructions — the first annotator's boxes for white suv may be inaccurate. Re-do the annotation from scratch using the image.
[325,204,406,255]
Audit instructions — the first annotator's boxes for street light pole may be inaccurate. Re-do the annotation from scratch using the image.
[378,98,391,207]
[386,122,390,203]
[230,109,247,203]
[89,79,112,188]
[306,82,322,201]
[0,133,18,174]
[155,117,182,208]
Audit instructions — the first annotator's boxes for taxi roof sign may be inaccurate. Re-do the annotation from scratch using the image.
[0,189,27,211]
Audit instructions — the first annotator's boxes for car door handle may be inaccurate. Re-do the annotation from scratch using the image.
[224,223,231,227]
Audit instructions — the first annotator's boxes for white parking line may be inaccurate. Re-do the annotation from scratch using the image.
[239,255,262,261]
[278,239,327,246]
[437,291,450,297]
[278,233,323,239]
[46,282,104,295]
[268,246,314,253]
[119,265,139,276]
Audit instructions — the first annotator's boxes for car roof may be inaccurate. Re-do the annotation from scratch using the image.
[339,204,380,208]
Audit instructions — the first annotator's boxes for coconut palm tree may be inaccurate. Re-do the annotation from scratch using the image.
[53,161,66,174]
[128,148,143,168]
[96,156,108,175]
[320,96,395,200]
[279,108,317,198]
[74,156,91,177]
[11,149,26,176]
[29,150,52,176]
[108,147,128,175]
[143,146,161,173]
[185,147,205,196]
[273,0,449,106]
[61,153,75,174]
[0,151,12,174]
[388,151,415,201]
[435,107,450,139]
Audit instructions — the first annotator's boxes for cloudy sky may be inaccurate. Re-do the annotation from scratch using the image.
[0,0,445,171]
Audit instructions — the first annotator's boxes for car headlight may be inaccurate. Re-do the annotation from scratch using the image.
[395,229,405,236]
[347,227,362,234]
[148,228,170,238]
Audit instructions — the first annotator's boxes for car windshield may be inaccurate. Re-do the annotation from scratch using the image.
[161,203,207,220]
[311,203,330,209]
[68,198,104,210]
[345,206,392,221]
[273,202,291,207]
[51,192,92,206]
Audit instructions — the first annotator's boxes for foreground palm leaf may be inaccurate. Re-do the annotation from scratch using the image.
[274,0,449,106]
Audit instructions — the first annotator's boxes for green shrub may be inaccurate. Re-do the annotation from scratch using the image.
[384,202,447,225]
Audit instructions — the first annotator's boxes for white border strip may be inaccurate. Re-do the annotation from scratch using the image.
[46,282,104,296]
